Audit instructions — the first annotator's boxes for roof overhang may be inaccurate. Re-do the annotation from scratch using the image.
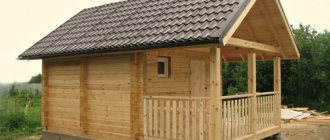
[221,0,300,61]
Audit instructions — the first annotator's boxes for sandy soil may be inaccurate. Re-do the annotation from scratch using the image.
[281,118,330,140]
[18,118,330,140]
[17,135,41,140]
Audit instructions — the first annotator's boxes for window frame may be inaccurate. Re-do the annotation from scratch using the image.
[157,57,169,78]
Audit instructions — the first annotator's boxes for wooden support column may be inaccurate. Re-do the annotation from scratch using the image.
[80,57,88,133]
[209,47,223,140]
[248,53,257,137]
[42,60,49,130]
[274,57,281,126]
[131,53,144,139]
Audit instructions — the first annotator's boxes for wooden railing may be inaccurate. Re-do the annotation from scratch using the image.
[221,92,279,140]
[143,92,280,140]
[143,96,210,140]
[256,92,278,130]
[222,95,253,140]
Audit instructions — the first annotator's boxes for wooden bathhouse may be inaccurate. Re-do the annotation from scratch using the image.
[19,0,300,139]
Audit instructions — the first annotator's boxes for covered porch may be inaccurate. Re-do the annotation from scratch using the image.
[142,37,282,140]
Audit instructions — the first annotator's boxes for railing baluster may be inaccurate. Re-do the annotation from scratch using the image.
[223,101,227,140]
[144,98,148,137]
[199,101,204,140]
[154,99,159,137]
[178,100,183,139]
[148,99,153,136]
[143,93,277,140]
[172,100,177,139]
[160,99,165,138]
[166,100,171,138]
[185,101,190,140]
[192,101,197,140]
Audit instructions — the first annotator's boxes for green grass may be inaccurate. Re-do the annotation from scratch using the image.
[0,91,42,140]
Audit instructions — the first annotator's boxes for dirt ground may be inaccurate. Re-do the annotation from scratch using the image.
[281,117,330,140]
[17,136,41,140]
[18,117,330,140]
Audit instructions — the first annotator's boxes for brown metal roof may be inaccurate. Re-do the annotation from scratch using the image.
[19,0,250,59]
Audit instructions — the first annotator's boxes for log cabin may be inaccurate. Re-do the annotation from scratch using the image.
[19,0,300,139]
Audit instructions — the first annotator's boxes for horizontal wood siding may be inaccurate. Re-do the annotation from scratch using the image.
[145,50,209,97]
[47,60,81,136]
[44,55,132,140]
[87,55,131,139]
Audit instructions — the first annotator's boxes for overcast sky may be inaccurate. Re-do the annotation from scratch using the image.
[0,0,329,84]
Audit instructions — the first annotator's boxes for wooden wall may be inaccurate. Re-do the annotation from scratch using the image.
[86,55,131,139]
[44,54,132,140]
[145,49,210,97]
[46,59,81,135]
[43,49,211,140]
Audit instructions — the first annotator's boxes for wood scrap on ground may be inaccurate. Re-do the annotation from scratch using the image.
[281,105,329,123]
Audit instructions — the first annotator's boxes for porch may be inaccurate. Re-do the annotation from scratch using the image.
[142,44,282,140]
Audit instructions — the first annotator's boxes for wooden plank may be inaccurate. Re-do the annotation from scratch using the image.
[222,0,257,45]
[166,100,171,139]
[222,94,253,100]
[258,0,287,59]
[274,57,281,126]
[178,101,184,139]
[148,100,153,136]
[244,98,248,135]
[248,53,257,138]
[144,96,210,100]
[227,38,281,54]
[190,58,206,97]
[274,0,301,59]
[159,100,165,138]
[238,99,241,137]
[130,53,142,140]
[154,100,159,137]
[191,101,197,140]
[42,60,49,129]
[232,100,236,138]
[223,101,227,140]
[80,57,88,133]
[199,101,204,140]
[172,101,177,139]
[144,99,148,137]
[185,101,190,140]
[228,101,232,140]
[209,47,223,140]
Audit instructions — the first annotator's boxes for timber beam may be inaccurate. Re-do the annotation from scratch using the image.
[227,38,281,54]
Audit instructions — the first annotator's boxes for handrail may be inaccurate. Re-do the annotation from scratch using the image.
[143,96,210,100]
[256,91,278,96]
[220,91,278,100]
[144,91,278,101]
[221,94,253,100]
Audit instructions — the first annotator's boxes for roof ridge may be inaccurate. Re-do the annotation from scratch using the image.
[19,0,249,59]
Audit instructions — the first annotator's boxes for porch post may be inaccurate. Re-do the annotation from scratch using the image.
[209,47,223,140]
[274,57,281,126]
[248,53,257,137]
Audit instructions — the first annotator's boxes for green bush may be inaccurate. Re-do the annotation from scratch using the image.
[0,86,42,139]
[3,112,26,131]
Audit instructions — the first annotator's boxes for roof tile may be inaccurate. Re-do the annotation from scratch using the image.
[19,0,250,59]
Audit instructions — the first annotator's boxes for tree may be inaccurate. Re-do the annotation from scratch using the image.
[28,74,42,83]
[280,25,330,111]
[222,24,330,112]
[9,84,19,97]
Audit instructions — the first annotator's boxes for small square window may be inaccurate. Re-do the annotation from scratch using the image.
[157,57,169,77]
